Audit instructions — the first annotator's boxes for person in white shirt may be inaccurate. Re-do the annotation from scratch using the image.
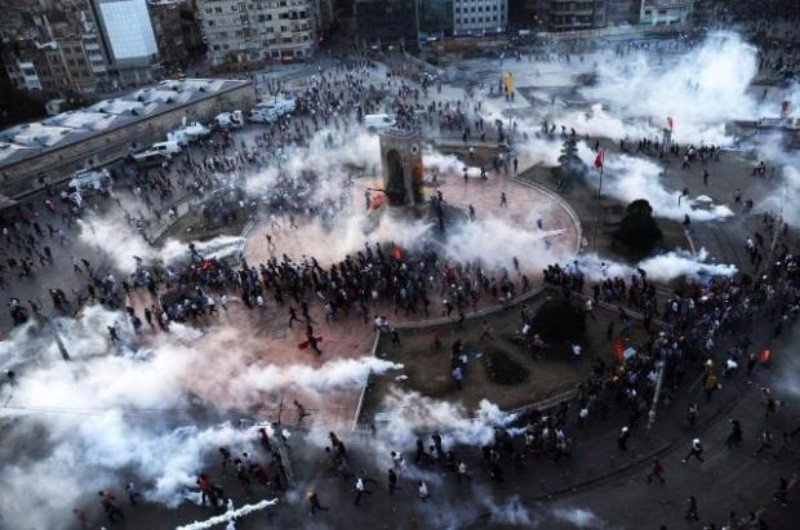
[418,481,429,501]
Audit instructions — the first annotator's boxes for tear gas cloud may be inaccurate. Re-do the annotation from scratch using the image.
[752,140,800,228]
[369,388,516,450]
[574,248,737,282]
[580,31,761,145]
[445,216,570,271]
[576,142,733,222]
[244,125,381,201]
[0,305,401,530]
[551,506,606,529]
[78,211,245,274]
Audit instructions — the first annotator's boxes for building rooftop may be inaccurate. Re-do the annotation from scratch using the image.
[0,78,251,169]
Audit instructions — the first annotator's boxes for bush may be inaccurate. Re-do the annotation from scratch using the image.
[483,349,529,385]
[531,298,586,357]
[614,199,663,255]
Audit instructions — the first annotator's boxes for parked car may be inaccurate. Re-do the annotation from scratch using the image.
[214,110,244,129]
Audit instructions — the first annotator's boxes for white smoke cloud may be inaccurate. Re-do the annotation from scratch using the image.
[0,304,401,530]
[551,507,606,529]
[576,143,733,222]
[78,210,247,274]
[372,388,516,450]
[573,248,737,282]
[445,216,568,271]
[581,31,761,145]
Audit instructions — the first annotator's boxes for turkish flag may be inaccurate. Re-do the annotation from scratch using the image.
[392,246,403,260]
[370,193,385,210]
[667,117,674,130]
[758,349,771,363]
[594,150,604,169]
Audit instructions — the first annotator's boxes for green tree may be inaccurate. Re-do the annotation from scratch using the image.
[556,135,583,189]
[614,199,663,254]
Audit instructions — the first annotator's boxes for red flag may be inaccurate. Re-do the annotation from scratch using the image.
[594,150,604,169]
[612,337,625,361]
[392,246,403,260]
[758,349,771,363]
[667,117,674,130]
[370,193,385,210]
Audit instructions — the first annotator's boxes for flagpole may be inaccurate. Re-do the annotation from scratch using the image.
[592,157,603,250]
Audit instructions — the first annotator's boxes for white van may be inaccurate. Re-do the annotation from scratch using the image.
[365,113,395,132]
[149,140,182,157]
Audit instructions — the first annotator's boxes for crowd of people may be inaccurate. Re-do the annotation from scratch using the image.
[1,22,798,530]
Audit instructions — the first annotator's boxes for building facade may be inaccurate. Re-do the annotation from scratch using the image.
[417,0,454,41]
[536,0,607,31]
[453,0,508,37]
[639,0,692,26]
[0,0,175,96]
[606,0,641,26]
[354,0,416,47]
[148,0,191,70]
[508,0,539,31]
[197,0,319,65]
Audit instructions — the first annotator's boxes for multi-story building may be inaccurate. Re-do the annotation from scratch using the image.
[91,0,160,87]
[536,0,607,31]
[453,0,508,37]
[1,2,99,96]
[508,0,539,31]
[147,0,191,70]
[197,0,319,65]
[417,0,454,41]
[1,0,170,95]
[354,0,417,47]
[639,0,692,26]
[606,0,641,26]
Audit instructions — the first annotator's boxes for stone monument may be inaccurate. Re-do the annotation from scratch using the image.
[379,128,424,207]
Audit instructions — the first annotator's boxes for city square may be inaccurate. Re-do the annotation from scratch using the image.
[1,1,800,530]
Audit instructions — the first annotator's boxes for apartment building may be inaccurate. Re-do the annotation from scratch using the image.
[453,0,508,37]
[639,0,692,26]
[198,0,319,65]
[606,0,641,26]
[536,0,607,31]
[354,0,417,46]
